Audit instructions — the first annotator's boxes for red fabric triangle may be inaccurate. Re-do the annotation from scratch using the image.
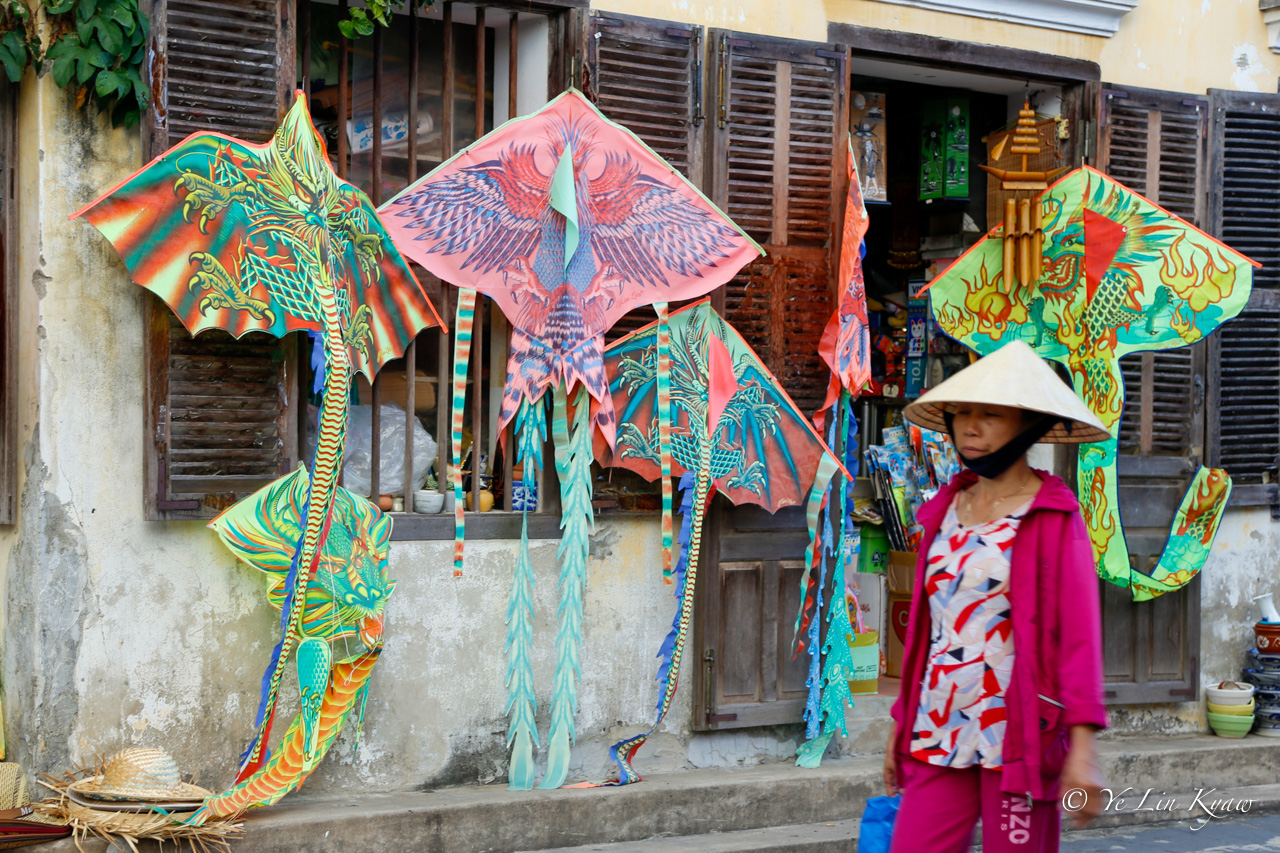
[1084,208,1126,302]
[707,333,737,432]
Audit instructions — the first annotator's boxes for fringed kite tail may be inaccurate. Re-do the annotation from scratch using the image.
[451,288,478,577]
[801,478,835,743]
[608,454,711,786]
[799,392,858,769]
[199,650,381,822]
[505,398,546,791]
[655,302,675,583]
[539,385,594,790]
[792,452,842,651]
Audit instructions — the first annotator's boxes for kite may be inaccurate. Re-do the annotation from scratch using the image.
[74,91,442,807]
[596,300,842,783]
[924,166,1258,599]
[379,89,760,789]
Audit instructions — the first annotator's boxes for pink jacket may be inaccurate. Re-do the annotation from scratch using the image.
[889,469,1109,801]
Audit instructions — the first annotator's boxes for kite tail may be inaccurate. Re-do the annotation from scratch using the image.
[505,397,547,791]
[799,391,857,768]
[237,312,350,780]
[451,288,478,577]
[539,385,593,790]
[801,480,834,741]
[608,449,711,785]
[655,302,675,583]
[793,452,841,653]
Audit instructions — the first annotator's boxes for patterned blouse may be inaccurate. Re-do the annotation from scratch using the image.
[909,492,1032,769]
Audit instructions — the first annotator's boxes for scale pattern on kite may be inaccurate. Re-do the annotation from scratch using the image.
[926,167,1255,599]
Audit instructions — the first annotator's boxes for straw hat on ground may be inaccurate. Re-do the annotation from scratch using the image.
[65,748,209,804]
[903,340,1110,444]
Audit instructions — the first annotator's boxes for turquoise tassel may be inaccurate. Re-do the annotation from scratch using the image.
[539,384,593,789]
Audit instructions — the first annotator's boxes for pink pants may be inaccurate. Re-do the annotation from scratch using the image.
[888,758,1060,853]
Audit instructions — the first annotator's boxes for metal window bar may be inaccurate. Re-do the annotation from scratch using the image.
[312,0,549,517]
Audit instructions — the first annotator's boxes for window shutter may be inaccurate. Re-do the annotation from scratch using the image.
[695,33,845,729]
[587,12,705,342]
[1094,86,1209,703]
[142,0,299,519]
[711,32,844,416]
[1208,90,1280,503]
[1100,86,1208,468]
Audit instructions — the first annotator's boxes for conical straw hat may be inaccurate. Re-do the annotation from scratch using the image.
[903,340,1110,444]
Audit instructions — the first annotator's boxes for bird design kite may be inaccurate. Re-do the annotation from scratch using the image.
[380,90,760,789]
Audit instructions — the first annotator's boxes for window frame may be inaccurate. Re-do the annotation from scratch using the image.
[0,81,16,525]
[306,0,578,539]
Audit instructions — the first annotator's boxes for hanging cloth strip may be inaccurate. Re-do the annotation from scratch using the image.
[450,288,479,577]
[607,471,698,784]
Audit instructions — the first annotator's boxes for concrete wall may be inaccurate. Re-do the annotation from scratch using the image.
[4,0,1280,797]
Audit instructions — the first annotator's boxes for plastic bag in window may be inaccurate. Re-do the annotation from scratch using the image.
[340,403,438,497]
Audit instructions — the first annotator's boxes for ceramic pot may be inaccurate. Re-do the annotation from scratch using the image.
[1207,682,1256,705]
[1244,668,1280,688]
[1248,649,1280,672]
[1255,621,1280,652]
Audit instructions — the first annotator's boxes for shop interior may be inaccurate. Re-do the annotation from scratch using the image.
[843,56,1069,694]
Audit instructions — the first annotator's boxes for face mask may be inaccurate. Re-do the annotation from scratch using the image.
[942,410,1063,479]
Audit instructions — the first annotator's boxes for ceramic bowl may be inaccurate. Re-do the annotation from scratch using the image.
[1245,669,1280,688]
[1207,682,1256,705]
[1208,698,1255,716]
[413,491,444,514]
[1207,711,1255,738]
[1255,685,1280,703]
[1257,708,1280,725]
[1248,649,1280,672]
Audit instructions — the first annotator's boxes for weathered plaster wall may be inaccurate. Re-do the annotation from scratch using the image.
[7,0,1280,797]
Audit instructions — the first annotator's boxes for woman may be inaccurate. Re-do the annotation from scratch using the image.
[884,341,1110,853]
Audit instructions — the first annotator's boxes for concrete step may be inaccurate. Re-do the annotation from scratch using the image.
[520,819,861,853]
[34,734,1280,853]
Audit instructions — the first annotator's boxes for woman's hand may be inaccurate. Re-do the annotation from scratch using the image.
[1059,725,1105,828]
[883,724,900,796]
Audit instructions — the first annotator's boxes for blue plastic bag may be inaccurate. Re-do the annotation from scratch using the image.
[857,794,901,853]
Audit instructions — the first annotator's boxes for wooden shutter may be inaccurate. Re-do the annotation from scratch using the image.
[1208,90,1280,505]
[142,0,299,519]
[1100,87,1208,471]
[1095,86,1209,703]
[711,32,844,416]
[694,504,813,730]
[694,33,845,729]
[587,12,705,343]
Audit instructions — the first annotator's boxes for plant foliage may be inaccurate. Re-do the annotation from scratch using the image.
[337,0,435,39]
[0,0,149,127]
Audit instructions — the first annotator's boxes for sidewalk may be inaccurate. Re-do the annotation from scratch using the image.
[38,734,1280,852]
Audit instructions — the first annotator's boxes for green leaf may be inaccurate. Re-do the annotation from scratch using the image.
[75,46,96,84]
[337,19,355,39]
[76,18,92,43]
[80,0,99,18]
[44,0,76,15]
[94,18,123,54]
[0,43,24,84]
[355,18,373,36]
[88,49,112,68]
[50,50,74,88]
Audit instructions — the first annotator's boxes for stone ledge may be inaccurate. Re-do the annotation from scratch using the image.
[33,734,1280,853]
[865,0,1138,38]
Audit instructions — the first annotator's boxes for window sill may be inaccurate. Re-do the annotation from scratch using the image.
[1228,483,1280,509]
[390,512,564,541]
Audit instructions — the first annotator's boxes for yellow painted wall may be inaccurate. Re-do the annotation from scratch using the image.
[593,0,1280,95]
